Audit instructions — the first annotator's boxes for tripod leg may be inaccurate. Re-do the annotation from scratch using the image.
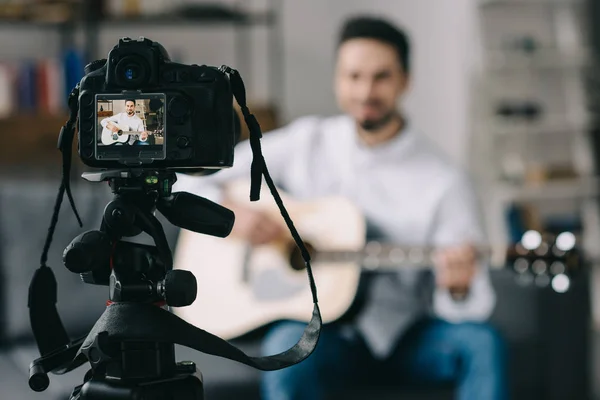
[72,372,204,400]
[68,384,82,400]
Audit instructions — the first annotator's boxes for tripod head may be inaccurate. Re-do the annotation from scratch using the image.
[63,169,233,308]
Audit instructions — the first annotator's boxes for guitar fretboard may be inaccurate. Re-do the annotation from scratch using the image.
[305,241,573,272]
[311,243,442,270]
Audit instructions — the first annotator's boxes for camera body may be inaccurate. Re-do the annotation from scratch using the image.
[77,37,236,170]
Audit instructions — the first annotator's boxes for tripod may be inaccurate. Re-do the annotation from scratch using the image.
[30,169,234,400]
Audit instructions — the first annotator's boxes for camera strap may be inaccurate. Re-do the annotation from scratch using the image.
[29,68,322,375]
[28,85,83,357]
[221,65,319,300]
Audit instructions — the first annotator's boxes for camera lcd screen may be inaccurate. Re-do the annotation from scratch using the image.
[95,94,166,162]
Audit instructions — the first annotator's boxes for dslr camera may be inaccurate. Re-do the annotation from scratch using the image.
[77,36,236,170]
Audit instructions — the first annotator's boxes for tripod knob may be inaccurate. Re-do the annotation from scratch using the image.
[160,270,197,307]
[63,231,111,274]
[104,200,140,237]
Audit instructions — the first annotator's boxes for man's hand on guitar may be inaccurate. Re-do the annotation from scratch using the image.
[433,243,477,300]
[108,123,119,133]
[140,131,149,141]
[224,201,285,246]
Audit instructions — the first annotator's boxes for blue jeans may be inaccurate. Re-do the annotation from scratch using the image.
[261,318,507,400]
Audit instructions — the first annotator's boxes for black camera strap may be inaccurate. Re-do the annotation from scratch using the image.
[220,66,318,301]
[29,67,321,376]
[28,85,83,357]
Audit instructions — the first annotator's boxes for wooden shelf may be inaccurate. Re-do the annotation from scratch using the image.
[484,53,592,72]
[98,12,275,27]
[0,104,280,168]
[489,116,593,137]
[479,0,585,7]
[494,177,599,202]
[0,10,275,29]
[0,113,69,166]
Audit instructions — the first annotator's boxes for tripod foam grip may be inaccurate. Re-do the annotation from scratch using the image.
[63,230,111,274]
[164,270,197,307]
[158,192,235,237]
[28,363,49,392]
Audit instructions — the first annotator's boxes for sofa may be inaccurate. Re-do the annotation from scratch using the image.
[0,179,592,399]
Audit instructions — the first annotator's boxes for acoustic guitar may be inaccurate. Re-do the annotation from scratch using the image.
[100,123,162,145]
[172,181,579,340]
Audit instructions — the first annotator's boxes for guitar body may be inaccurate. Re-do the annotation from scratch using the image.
[101,123,159,145]
[101,123,131,145]
[173,181,365,340]
[171,181,574,339]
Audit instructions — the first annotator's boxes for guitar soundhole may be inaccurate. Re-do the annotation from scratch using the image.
[289,242,316,271]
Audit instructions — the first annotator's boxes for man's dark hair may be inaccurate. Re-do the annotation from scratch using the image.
[338,16,410,74]
[125,99,136,105]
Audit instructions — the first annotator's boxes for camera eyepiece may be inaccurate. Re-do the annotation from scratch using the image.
[115,55,150,87]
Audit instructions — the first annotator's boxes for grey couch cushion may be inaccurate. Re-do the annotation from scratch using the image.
[0,178,183,343]
[489,268,591,400]
[0,179,591,400]
[0,180,115,342]
[4,344,89,400]
[0,348,53,400]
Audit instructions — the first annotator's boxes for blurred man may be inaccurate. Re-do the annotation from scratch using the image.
[100,99,148,145]
[175,16,506,400]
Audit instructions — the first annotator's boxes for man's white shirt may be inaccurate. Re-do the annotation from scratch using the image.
[101,112,145,132]
[174,114,496,325]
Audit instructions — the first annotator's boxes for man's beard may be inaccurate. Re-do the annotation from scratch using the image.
[358,110,396,132]
[127,111,134,116]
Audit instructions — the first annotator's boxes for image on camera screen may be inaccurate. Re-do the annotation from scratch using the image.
[95,94,166,162]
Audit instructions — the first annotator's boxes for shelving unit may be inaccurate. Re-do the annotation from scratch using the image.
[0,0,283,168]
[0,0,283,102]
[470,0,600,274]
[470,3,598,397]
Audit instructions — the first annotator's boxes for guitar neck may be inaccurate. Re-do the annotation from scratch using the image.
[311,243,495,271]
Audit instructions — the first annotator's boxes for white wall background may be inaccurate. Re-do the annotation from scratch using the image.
[0,0,478,166]
[281,0,479,166]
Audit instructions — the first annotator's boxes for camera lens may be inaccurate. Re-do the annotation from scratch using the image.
[115,55,149,87]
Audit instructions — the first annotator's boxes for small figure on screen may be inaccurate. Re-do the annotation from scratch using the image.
[100,99,148,145]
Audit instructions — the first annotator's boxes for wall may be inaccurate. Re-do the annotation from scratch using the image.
[112,99,127,115]
[0,0,477,165]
